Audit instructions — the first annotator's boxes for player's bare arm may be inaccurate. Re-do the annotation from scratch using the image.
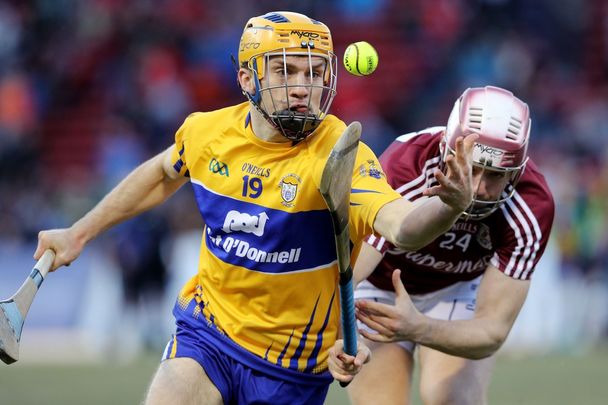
[34,146,187,270]
[356,266,530,359]
[373,133,478,251]
[353,242,384,286]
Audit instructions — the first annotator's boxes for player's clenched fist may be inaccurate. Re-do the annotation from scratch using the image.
[35,228,84,271]
[328,339,371,384]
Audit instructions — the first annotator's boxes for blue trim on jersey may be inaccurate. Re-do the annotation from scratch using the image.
[289,295,320,370]
[277,328,295,366]
[351,188,383,194]
[245,112,251,128]
[173,160,183,173]
[264,342,273,361]
[305,288,336,372]
[172,297,333,385]
[192,181,337,274]
[174,146,186,173]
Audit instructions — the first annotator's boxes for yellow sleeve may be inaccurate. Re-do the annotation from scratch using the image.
[348,142,400,243]
[169,113,199,177]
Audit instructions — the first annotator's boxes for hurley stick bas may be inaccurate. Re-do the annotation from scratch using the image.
[0,249,55,364]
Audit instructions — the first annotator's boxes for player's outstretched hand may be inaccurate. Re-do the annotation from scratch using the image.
[34,228,84,271]
[423,133,478,213]
[356,270,423,343]
[328,339,371,384]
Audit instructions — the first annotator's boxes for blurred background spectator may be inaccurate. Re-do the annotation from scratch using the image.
[0,0,607,359]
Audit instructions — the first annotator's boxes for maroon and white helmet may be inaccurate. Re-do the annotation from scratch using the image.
[442,85,531,219]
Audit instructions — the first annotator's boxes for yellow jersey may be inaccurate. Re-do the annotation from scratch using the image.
[170,102,399,374]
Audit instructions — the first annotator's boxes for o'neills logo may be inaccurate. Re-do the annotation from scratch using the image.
[402,251,492,273]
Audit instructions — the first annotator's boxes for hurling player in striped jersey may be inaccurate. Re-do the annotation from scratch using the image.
[329,86,554,404]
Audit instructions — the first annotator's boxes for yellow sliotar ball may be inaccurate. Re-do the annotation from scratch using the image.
[343,41,379,76]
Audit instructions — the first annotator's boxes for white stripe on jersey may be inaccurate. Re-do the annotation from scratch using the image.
[505,197,534,279]
[396,156,440,195]
[395,126,444,143]
[366,234,386,251]
[403,172,439,201]
[500,187,542,279]
[512,190,543,279]
[501,202,526,277]
[490,252,500,269]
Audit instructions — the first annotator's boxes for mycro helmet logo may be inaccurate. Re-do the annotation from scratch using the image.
[290,30,320,39]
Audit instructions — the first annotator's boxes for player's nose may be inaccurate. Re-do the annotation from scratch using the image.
[288,73,311,98]
[472,174,489,198]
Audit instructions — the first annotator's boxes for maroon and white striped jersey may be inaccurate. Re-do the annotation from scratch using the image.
[366,127,555,295]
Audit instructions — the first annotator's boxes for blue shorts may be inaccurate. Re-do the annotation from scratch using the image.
[162,319,332,405]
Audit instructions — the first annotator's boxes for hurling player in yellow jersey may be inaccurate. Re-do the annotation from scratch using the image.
[34,11,477,405]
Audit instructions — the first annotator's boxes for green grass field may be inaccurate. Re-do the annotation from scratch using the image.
[1,348,607,404]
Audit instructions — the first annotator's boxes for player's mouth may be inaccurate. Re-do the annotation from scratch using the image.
[289,104,312,114]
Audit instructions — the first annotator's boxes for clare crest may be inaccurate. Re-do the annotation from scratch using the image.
[278,173,302,207]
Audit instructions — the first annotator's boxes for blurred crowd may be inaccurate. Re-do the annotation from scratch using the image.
[0,0,607,347]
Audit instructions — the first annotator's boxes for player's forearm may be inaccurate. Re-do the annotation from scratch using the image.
[353,242,384,286]
[71,152,184,245]
[394,196,462,251]
[411,315,509,359]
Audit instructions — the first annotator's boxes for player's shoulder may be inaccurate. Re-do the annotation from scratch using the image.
[317,113,347,140]
[305,114,348,154]
[394,126,445,146]
[381,126,444,168]
[183,102,248,129]
[179,102,249,139]
[513,158,555,216]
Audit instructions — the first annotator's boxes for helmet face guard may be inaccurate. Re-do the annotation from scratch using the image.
[248,49,337,141]
[442,86,531,220]
[238,12,337,141]
[461,161,527,219]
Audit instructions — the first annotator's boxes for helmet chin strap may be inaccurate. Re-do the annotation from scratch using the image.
[270,109,322,141]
